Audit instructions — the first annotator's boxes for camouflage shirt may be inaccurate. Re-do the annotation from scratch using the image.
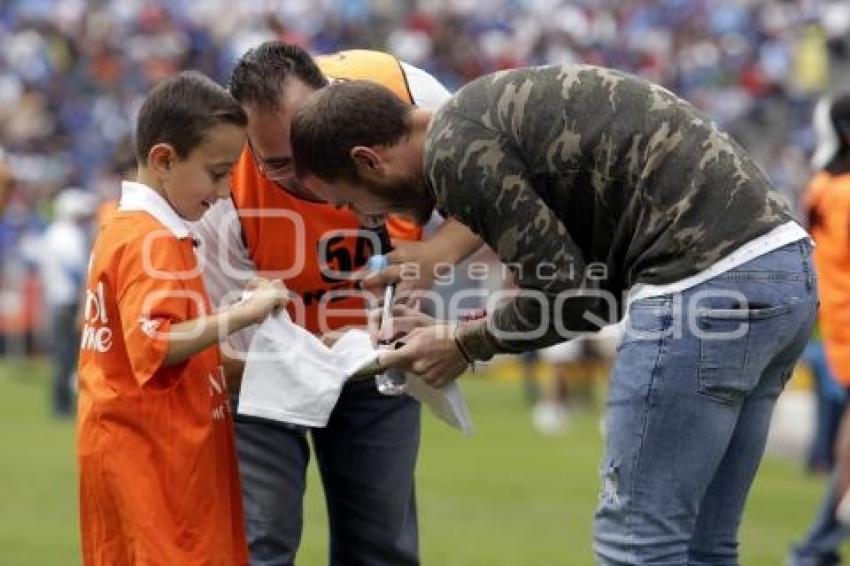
[425,64,794,359]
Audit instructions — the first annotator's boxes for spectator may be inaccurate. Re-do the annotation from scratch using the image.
[789,92,850,566]
[37,188,97,417]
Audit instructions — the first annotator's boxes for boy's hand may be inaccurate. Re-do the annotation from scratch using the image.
[238,278,289,325]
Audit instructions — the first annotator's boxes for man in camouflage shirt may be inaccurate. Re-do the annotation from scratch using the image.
[291,65,817,564]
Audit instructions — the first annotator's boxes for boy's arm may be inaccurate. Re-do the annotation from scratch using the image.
[164,279,287,367]
[191,197,261,361]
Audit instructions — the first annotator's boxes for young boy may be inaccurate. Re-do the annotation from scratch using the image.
[77,71,285,565]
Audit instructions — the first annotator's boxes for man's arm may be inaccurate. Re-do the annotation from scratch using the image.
[164,280,286,366]
[360,218,483,297]
[378,111,607,386]
[427,109,608,360]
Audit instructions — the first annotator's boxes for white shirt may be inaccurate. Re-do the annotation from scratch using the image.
[627,221,810,306]
[40,220,89,307]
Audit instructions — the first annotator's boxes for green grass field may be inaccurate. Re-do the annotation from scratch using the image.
[0,359,840,565]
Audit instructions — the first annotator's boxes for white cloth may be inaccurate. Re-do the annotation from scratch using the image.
[238,311,375,427]
[238,312,474,434]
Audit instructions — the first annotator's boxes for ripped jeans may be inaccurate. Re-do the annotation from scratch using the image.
[594,240,818,565]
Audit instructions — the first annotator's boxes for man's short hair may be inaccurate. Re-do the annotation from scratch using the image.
[229,41,329,110]
[292,80,412,182]
[135,70,247,164]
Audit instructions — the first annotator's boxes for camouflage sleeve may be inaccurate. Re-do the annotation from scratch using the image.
[427,109,608,359]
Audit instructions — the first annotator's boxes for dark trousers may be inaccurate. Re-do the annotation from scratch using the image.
[789,395,850,566]
[235,378,421,566]
[51,303,79,417]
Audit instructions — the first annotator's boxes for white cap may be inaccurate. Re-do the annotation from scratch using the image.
[812,93,850,170]
[54,188,98,221]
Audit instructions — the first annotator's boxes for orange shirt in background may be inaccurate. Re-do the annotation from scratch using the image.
[77,189,247,565]
[807,170,850,385]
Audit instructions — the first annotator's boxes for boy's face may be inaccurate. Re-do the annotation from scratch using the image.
[165,123,246,221]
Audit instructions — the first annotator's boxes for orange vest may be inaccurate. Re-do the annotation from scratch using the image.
[232,50,421,334]
[807,171,850,384]
[77,210,247,564]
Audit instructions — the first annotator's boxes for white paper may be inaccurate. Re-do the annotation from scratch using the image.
[238,312,375,427]
[238,312,474,434]
[405,374,474,435]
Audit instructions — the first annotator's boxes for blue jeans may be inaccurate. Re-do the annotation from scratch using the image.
[595,240,818,565]
[235,378,421,566]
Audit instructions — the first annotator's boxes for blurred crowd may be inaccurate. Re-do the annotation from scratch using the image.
[1,0,849,393]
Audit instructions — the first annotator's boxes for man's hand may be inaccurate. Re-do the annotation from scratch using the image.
[361,218,483,305]
[378,323,469,388]
[360,240,440,305]
[368,303,438,343]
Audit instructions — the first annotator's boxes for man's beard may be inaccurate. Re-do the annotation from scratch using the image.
[380,176,435,226]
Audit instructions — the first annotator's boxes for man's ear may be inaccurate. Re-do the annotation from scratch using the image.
[147,143,177,176]
[350,146,383,175]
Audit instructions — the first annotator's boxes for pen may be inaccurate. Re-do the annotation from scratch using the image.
[378,283,395,344]
[365,222,407,395]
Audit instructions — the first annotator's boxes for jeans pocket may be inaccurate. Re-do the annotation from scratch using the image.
[697,304,791,403]
[618,297,673,352]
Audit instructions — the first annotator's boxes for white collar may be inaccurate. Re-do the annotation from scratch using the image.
[118,180,191,239]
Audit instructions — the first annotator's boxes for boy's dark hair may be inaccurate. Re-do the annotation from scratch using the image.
[292,80,412,183]
[229,41,329,110]
[135,70,247,164]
